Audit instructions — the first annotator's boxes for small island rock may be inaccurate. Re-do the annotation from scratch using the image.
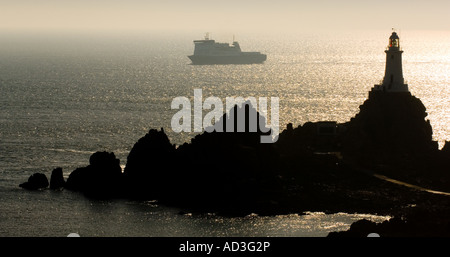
[19,173,49,190]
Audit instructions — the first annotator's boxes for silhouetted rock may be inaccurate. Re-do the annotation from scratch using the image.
[65,166,89,192]
[53,87,450,218]
[277,121,343,153]
[120,102,284,215]
[123,128,176,199]
[172,102,283,215]
[343,90,438,167]
[333,89,450,192]
[346,219,379,237]
[274,89,442,177]
[49,167,65,189]
[65,151,122,198]
[19,173,49,190]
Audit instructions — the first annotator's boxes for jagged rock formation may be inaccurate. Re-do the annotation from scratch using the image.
[123,128,176,200]
[24,88,449,218]
[123,103,283,215]
[173,103,283,214]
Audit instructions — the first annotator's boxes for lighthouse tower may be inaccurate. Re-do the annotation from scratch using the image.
[374,31,409,92]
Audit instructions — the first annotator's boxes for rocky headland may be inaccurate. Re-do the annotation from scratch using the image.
[20,88,450,236]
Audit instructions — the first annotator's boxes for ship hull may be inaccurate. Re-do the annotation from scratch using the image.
[188,54,267,65]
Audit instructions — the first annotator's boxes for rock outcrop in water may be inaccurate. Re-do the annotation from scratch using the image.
[19,173,49,190]
[275,89,450,191]
[49,167,65,189]
[123,128,176,200]
[172,103,283,215]
[341,90,450,191]
[123,103,283,215]
[65,151,122,198]
[22,86,450,226]
[342,90,438,165]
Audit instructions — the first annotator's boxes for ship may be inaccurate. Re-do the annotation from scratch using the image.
[188,33,267,65]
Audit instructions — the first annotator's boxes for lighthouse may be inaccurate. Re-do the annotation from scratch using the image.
[374,31,409,92]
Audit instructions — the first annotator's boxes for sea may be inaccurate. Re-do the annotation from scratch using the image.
[0,30,449,237]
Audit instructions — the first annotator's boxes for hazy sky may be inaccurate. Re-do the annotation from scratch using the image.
[1,0,449,33]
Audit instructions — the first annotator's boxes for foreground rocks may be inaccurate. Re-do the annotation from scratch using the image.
[19,173,49,190]
[65,151,122,198]
[49,168,65,189]
[123,128,176,200]
[123,103,284,215]
[18,91,450,225]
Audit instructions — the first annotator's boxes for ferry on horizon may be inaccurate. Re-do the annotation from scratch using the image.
[188,33,267,65]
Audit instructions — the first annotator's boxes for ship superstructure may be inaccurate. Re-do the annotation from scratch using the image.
[188,33,267,65]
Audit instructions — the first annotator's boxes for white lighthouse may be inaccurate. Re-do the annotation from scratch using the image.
[374,31,409,92]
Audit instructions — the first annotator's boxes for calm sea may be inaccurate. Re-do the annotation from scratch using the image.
[0,30,448,236]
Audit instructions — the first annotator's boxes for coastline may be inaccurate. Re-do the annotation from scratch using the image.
[18,88,450,237]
